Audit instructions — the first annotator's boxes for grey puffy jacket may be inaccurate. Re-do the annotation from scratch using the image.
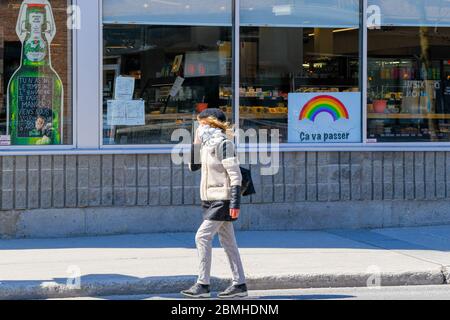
[189,139,242,209]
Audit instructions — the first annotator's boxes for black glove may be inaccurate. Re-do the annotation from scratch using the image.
[230,185,241,210]
[189,143,201,172]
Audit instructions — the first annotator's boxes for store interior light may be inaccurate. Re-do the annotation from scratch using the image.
[332,27,358,33]
[309,27,358,37]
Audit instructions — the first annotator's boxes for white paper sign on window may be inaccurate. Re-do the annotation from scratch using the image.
[170,76,185,97]
[107,100,145,126]
[0,135,11,146]
[288,92,362,144]
[114,76,135,100]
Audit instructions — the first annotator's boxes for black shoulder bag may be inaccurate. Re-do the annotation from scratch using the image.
[216,140,256,197]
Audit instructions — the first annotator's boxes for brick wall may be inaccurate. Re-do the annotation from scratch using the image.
[0,152,449,211]
[0,0,72,144]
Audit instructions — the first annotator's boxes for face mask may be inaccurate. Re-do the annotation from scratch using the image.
[196,124,210,142]
[197,124,224,144]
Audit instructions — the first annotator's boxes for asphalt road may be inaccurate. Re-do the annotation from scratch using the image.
[54,285,450,300]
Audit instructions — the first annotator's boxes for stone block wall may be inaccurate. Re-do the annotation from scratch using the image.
[2,151,450,238]
[0,152,449,211]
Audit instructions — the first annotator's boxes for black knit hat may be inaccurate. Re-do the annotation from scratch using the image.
[198,108,227,123]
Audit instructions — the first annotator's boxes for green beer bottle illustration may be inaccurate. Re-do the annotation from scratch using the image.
[7,0,63,145]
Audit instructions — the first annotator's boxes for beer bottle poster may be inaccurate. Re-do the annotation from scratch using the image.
[7,0,63,145]
[18,77,53,137]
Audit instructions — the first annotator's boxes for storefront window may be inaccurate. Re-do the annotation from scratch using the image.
[239,0,361,144]
[0,0,73,146]
[367,0,450,142]
[102,0,232,145]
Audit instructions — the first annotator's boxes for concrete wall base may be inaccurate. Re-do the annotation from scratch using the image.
[1,200,450,239]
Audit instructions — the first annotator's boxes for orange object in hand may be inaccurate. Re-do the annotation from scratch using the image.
[230,209,240,219]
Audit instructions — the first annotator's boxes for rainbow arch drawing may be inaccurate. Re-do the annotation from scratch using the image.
[299,95,349,122]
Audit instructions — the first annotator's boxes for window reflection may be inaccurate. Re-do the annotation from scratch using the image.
[367,27,450,142]
[103,25,232,145]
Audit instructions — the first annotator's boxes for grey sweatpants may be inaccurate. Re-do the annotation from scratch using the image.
[195,220,246,286]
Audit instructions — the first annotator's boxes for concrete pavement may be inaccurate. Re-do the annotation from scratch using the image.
[1,225,450,300]
[54,285,450,300]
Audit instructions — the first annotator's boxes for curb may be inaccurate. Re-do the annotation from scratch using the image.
[0,270,446,300]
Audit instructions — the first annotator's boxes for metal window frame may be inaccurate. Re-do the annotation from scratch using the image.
[240,0,366,152]
[76,0,101,150]
[97,0,450,154]
[234,0,450,153]
[361,0,368,144]
[3,0,450,156]
[233,0,240,142]
[98,0,236,152]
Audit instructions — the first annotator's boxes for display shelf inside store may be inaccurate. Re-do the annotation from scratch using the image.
[143,112,286,121]
[368,113,450,120]
[223,96,286,100]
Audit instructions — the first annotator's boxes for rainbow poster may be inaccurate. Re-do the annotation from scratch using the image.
[288,92,361,144]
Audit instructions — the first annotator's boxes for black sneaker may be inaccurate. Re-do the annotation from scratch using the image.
[181,283,211,299]
[218,284,248,299]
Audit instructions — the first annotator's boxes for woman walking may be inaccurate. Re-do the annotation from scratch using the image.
[181,108,248,299]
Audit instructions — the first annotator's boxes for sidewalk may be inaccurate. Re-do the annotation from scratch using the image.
[1,225,450,300]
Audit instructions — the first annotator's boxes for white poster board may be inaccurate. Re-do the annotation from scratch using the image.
[114,76,135,100]
[288,92,362,143]
[0,135,11,146]
[169,76,185,97]
[107,100,145,126]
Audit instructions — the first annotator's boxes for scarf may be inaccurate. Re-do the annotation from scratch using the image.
[197,125,226,148]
